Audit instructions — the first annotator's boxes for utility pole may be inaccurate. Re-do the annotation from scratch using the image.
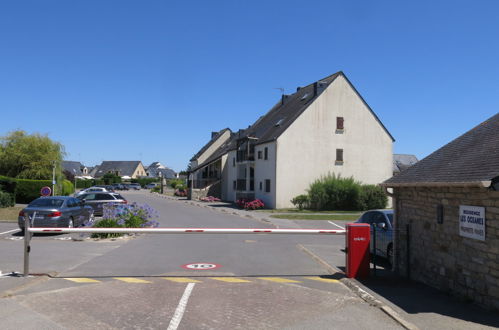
[52,161,56,196]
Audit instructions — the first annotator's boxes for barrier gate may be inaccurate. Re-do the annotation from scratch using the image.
[22,217,370,278]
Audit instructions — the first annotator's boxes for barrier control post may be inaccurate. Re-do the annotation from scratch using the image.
[345,223,370,279]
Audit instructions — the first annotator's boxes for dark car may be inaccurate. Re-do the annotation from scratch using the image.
[18,196,94,230]
[355,209,394,264]
[76,192,127,216]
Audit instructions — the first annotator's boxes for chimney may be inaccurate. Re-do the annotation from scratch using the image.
[313,82,318,96]
[281,94,289,105]
[211,131,218,139]
[296,87,301,92]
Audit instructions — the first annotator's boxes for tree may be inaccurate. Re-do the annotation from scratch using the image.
[0,130,65,180]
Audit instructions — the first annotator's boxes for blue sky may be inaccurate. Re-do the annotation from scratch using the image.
[1,1,498,172]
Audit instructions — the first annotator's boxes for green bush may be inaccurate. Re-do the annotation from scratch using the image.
[359,184,387,210]
[61,179,74,196]
[291,194,310,210]
[0,176,17,195]
[169,179,184,189]
[76,179,94,189]
[308,174,361,211]
[103,173,122,185]
[0,191,14,208]
[91,218,123,239]
[15,179,52,204]
[151,186,160,193]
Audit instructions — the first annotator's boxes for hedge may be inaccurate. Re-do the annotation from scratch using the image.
[61,179,74,196]
[15,178,52,204]
[293,173,387,211]
[0,176,17,194]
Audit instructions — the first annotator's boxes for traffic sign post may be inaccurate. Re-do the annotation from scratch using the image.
[40,186,52,197]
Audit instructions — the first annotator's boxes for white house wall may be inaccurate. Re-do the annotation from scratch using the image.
[275,75,393,208]
[254,142,277,208]
[226,150,237,202]
[196,130,232,165]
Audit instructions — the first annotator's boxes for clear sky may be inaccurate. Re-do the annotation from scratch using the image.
[1,1,498,172]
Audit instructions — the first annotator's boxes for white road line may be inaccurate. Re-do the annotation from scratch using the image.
[0,229,19,235]
[328,221,345,230]
[167,282,196,330]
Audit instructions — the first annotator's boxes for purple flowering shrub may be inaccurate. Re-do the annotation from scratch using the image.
[91,202,160,238]
[200,196,221,202]
[175,188,188,197]
[236,199,265,210]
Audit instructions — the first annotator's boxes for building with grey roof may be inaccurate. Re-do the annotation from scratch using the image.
[93,161,147,179]
[190,71,394,208]
[393,154,418,175]
[382,112,499,310]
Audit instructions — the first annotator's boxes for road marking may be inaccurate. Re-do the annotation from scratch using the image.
[328,221,345,229]
[210,277,251,283]
[167,282,195,330]
[303,276,339,283]
[0,229,19,235]
[162,277,201,283]
[64,278,101,283]
[257,277,301,283]
[114,277,152,283]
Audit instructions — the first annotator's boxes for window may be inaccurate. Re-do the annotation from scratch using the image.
[259,182,262,190]
[233,180,236,189]
[233,157,235,167]
[258,151,262,159]
[336,117,344,130]
[264,147,268,160]
[265,179,271,193]
[336,149,343,162]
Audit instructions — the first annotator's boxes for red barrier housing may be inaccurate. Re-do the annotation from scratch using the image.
[346,223,370,279]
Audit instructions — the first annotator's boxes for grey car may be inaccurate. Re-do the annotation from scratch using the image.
[18,196,94,230]
[355,209,394,264]
[76,192,127,216]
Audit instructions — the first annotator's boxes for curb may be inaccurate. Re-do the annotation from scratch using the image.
[298,244,419,330]
[0,272,57,299]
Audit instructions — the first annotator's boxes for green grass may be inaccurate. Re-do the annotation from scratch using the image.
[0,206,22,221]
[256,208,362,214]
[270,214,360,221]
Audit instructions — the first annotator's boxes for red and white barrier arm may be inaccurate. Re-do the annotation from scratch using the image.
[28,227,346,235]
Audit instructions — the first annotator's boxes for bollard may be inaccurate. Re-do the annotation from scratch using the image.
[23,212,34,277]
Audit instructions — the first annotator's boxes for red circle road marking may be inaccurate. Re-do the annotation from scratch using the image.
[181,263,221,270]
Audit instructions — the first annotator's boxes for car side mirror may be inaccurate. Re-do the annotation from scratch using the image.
[377,222,386,230]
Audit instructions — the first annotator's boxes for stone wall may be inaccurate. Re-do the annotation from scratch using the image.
[189,181,221,201]
[393,186,499,310]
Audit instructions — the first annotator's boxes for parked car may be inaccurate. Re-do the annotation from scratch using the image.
[129,183,141,190]
[76,192,127,216]
[145,183,159,189]
[75,186,110,197]
[95,185,115,192]
[18,196,94,231]
[355,209,394,264]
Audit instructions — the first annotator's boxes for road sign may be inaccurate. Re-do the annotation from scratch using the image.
[181,263,221,270]
[40,186,52,196]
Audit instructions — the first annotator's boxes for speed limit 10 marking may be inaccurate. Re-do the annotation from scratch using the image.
[181,263,221,270]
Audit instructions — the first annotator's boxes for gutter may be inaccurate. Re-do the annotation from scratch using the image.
[380,181,491,188]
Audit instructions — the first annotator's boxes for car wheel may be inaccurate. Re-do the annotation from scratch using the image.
[387,244,393,266]
[68,218,74,228]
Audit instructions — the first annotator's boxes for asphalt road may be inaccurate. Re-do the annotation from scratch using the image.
[0,191,402,329]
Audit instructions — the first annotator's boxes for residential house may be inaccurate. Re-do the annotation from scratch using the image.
[61,161,89,176]
[93,161,147,179]
[381,112,499,310]
[190,71,394,208]
[146,162,177,179]
[393,154,418,175]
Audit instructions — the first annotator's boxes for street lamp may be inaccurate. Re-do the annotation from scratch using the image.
[159,171,164,194]
[72,169,77,194]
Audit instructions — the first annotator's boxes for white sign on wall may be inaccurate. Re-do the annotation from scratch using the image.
[459,205,486,241]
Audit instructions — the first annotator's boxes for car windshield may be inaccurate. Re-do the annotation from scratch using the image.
[29,198,64,207]
[386,213,393,225]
